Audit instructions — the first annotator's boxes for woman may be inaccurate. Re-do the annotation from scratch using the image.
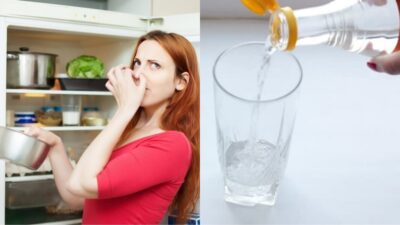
[24,30,200,224]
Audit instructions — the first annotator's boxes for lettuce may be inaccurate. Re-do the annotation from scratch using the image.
[66,55,104,78]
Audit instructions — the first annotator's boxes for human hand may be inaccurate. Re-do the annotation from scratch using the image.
[24,126,61,147]
[105,64,147,117]
[367,52,400,75]
[366,0,387,6]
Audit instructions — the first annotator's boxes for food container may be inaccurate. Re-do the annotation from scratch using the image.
[82,107,107,126]
[7,47,57,89]
[59,78,108,91]
[0,126,50,170]
[14,112,37,127]
[35,107,62,126]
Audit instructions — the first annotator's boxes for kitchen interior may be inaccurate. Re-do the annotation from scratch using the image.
[0,0,200,224]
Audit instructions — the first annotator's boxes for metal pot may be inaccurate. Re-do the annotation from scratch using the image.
[0,126,50,170]
[7,47,57,89]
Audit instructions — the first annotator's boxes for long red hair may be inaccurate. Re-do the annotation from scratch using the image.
[119,30,199,223]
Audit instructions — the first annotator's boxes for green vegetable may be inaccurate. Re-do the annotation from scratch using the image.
[66,55,104,78]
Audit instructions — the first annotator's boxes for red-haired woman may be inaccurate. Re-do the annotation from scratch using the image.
[24,30,200,224]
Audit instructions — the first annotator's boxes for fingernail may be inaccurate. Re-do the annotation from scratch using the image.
[367,62,378,72]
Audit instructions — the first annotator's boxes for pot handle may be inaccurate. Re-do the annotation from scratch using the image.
[19,47,29,52]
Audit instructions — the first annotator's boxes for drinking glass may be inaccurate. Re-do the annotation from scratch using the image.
[61,95,82,126]
[213,42,302,206]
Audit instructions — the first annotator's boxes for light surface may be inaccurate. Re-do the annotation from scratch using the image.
[6,89,112,96]
[201,0,331,19]
[9,126,105,132]
[201,19,400,224]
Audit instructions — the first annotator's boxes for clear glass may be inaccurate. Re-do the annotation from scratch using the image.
[213,42,302,206]
[61,95,82,126]
[270,0,400,56]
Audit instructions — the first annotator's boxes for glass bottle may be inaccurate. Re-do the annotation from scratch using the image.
[242,0,400,57]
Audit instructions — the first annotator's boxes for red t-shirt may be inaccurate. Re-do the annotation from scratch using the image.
[82,130,192,224]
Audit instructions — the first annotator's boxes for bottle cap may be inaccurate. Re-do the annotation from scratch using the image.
[241,0,280,16]
[271,7,297,51]
[241,1,298,51]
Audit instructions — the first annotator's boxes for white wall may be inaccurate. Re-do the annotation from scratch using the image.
[201,0,332,19]
[200,18,400,224]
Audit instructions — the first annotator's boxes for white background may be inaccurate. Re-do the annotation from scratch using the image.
[201,0,331,18]
[200,19,400,224]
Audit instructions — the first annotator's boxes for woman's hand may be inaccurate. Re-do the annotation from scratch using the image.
[105,64,147,117]
[368,52,400,75]
[24,126,61,147]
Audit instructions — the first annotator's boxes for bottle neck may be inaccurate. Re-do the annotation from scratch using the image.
[269,0,400,56]
[295,1,365,48]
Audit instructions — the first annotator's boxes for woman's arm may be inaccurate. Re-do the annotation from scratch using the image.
[66,110,135,198]
[24,128,84,208]
[24,110,136,201]
[25,65,146,200]
[66,65,146,198]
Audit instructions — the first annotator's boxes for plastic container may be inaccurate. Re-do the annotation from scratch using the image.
[81,107,107,126]
[59,78,108,91]
[14,112,36,127]
[242,0,400,57]
[6,179,61,209]
[36,106,62,126]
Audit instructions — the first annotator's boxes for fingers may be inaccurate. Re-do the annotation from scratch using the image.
[106,65,129,91]
[137,73,147,92]
[24,126,60,147]
[107,67,117,87]
[105,80,115,93]
[115,64,130,71]
[106,65,144,96]
[23,126,42,140]
[366,0,387,6]
[368,52,400,75]
[109,65,134,82]
[24,126,37,135]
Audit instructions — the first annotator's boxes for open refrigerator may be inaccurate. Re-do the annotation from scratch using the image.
[0,1,199,224]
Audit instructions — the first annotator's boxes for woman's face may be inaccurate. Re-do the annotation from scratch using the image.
[132,40,177,108]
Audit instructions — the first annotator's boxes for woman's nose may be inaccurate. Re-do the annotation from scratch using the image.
[132,67,146,79]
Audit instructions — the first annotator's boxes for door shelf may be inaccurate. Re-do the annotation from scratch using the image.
[5,174,54,183]
[32,218,82,225]
[6,89,112,96]
[9,126,105,132]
